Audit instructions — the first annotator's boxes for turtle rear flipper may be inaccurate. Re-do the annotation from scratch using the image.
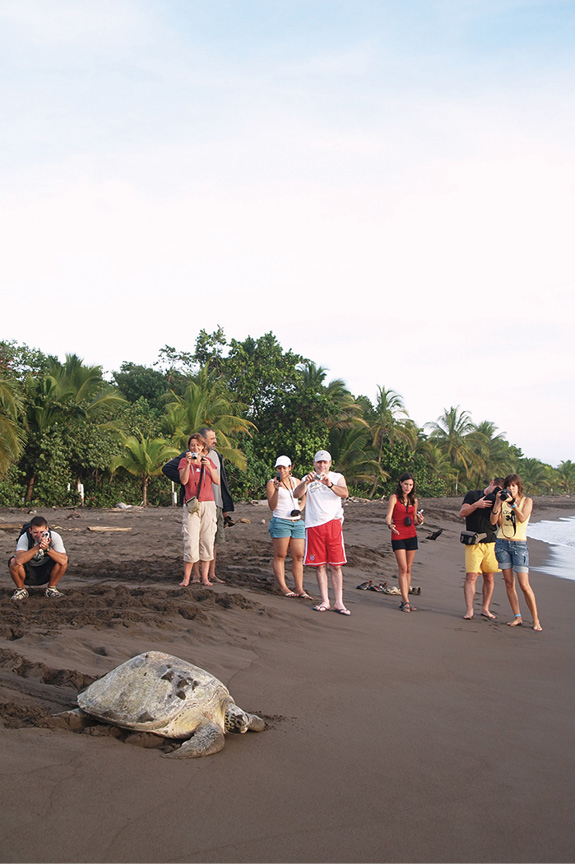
[164,720,225,758]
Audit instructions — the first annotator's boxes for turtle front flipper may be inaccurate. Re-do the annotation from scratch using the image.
[164,720,225,758]
[245,712,265,732]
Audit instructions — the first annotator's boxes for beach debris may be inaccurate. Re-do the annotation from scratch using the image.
[56,651,265,758]
[238,518,251,524]
[87,526,132,532]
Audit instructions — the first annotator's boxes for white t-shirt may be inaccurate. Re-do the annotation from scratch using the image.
[304,472,345,528]
[273,478,302,520]
[16,529,66,567]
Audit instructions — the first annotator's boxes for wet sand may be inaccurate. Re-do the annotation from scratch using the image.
[0,496,574,863]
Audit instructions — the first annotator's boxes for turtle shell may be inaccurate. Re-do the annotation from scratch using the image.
[77,651,232,739]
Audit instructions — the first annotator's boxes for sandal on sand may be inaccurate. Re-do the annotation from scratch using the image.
[369,583,386,592]
[409,586,421,595]
[283,591,299,598]
[334,607,351,615]
[356,580,373,590]
[313,604,330,612]
[399,601,411,612]
[298,592,314,600]
[383,585,402,595]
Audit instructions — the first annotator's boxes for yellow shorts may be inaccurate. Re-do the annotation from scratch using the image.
[464,542,500,575]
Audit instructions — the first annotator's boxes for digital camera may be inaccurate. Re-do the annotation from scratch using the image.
[500,489,513,501]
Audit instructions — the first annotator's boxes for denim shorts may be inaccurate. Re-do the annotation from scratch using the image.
[495,538,529,573]
[269,516,305,540]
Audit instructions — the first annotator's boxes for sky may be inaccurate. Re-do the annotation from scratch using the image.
[1,0,574,466]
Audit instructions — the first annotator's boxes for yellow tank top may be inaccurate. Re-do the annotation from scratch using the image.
[497,497,530,541]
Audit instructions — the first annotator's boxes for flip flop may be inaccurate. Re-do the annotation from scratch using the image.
[298,592,314,600]
[283,591,299,598]
[313,604,330,612]
[481,611,496,619]
[334,607,351,615]
[369,584,385,592]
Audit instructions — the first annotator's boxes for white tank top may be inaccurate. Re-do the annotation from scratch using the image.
[273,478,302,520]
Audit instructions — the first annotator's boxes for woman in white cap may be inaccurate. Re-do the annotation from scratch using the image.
[266,456,312,599]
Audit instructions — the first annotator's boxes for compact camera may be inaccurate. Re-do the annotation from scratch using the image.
[290,509,301,518]
[191,452,199,460]
[42,531,50,540]
[314,473,323,481]
[404,516,412,526]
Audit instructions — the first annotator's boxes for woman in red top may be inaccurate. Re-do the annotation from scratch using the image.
[385,472,424,612]
[178,433,220,587]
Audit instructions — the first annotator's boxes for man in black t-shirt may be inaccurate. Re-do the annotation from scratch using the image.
[459,478,504,620]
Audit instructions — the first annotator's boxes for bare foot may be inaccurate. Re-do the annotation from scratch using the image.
[481,611,497,619]
[533,621,543,631]
[507,615,523,627]
[179,580,189,587]
[201,580,214,587]
[212,576,225,584]
[463,612,474,620]
[191,579,201,584]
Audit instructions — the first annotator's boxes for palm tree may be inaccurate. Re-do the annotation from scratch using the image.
[517,458,552,494]
[112,434,179,506]
[0,378,25,477]
[368,386,415,495]
[417,441,458,492]
[328,426,381,492]
[426,406,484,493]
[556,460,575,495]
[467,420,513,488]
[22,355,126,500]
[163,366,255,470]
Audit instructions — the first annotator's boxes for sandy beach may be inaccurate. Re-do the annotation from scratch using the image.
[1,496,574,864]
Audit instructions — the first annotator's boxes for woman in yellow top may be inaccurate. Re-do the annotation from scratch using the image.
[490,473,542,631]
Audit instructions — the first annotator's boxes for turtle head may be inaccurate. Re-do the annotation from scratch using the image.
[224,703,250,734]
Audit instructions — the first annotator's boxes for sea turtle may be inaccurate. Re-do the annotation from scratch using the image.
[63,651,265,758]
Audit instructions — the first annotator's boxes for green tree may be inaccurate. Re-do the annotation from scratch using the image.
[426,406,485,493]
[112,434,179,506]
[21,354,126,501]
[0,378,25,477]
[369,386,415,495]
[164,367,255,470]
[556,460,575,494]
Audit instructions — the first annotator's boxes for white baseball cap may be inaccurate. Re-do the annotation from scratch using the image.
[314,450,332,463]
[275,455,292,468]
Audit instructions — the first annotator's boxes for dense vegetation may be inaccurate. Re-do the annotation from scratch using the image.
[0,333,573,507]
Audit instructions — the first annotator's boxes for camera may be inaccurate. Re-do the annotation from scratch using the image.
[404,516,412,526]
[191,452,199,460]
[314,473,323,481]
[290,509,301,518]
[42,531,50,540]
[500,489,512,501]
[276,471,281,481]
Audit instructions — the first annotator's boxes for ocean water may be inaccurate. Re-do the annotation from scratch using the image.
[527,515,575,581]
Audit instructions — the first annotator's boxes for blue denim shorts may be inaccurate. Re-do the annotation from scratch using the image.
[268,516,305,540]
[495,538,529,573]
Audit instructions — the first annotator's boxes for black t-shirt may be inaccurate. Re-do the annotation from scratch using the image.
[462,490,497,542]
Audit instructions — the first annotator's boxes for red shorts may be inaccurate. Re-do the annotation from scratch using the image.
[304,520,347,567]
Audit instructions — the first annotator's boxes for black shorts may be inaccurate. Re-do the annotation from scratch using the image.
[391,536,418,552]
[9,557,54,586]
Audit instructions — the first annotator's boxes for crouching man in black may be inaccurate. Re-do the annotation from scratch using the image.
[9,516,68,601]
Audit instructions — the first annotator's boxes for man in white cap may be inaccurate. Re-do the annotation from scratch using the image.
[293,450,350,615]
